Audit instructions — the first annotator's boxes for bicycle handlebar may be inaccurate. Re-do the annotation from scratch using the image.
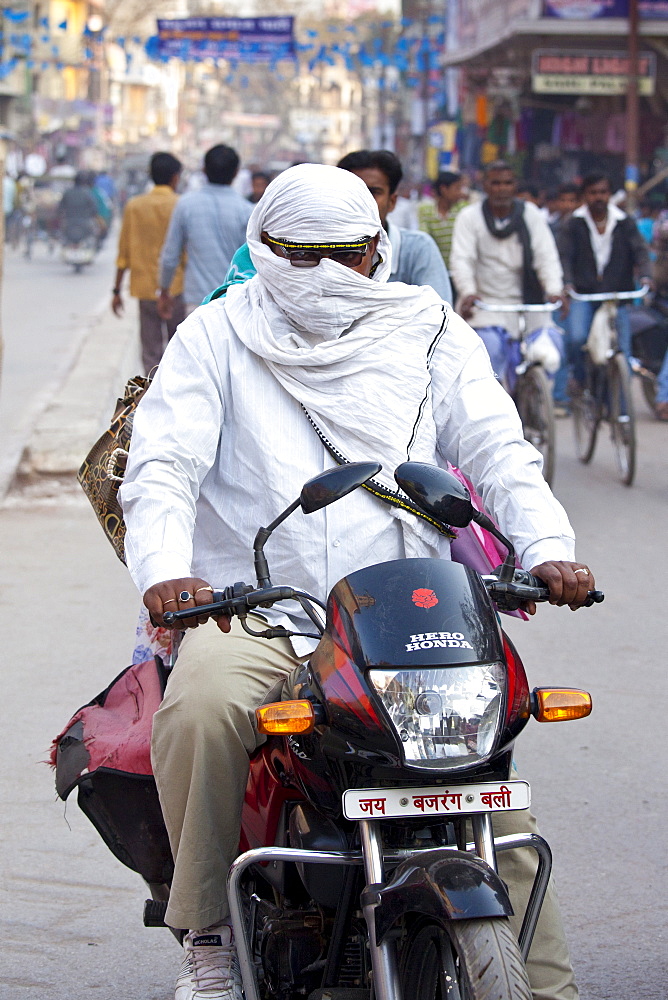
[474,300,562,313]
[567,285,650,303]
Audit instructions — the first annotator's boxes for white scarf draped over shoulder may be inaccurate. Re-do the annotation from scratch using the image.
[222,163,452,553]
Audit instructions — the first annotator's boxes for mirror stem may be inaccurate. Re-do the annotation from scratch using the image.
[472,511,517,583]
[253,498,301,588]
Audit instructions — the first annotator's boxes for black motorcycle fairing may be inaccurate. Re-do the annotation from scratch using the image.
[288,802,350,908]
[283,560,519,801]
[362,849,513,945]
[325,559,503,669]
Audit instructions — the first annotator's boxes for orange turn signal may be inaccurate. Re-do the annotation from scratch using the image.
[532,688,592,723]
[256,700,316,735]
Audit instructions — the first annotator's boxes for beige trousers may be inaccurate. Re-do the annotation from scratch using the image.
[151,619,577,1000]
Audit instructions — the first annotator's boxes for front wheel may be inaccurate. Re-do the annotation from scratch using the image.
[515,365,556,485]
[399,917,531,1000]
[640,373,657,413]
[608,352,636,486]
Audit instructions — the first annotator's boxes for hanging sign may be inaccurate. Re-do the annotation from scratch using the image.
[532,49,656,94]
[543,0,668,16]
[156,16,295,62]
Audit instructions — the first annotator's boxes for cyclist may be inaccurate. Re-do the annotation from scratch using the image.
[557,173,652,396]
[450,160,563,381]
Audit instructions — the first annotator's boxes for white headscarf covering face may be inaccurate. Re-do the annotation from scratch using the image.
[246,164,393,341]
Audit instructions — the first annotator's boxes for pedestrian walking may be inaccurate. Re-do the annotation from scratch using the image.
[158,144,252,318]
[450,160,563,380]
[247,171,271,204]
[557,173,651,398]
[417,171,469,290]
[549,183,580,414]
[112,152,186,375]
[338,149,453,302]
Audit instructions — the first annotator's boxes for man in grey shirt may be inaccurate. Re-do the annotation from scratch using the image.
[337,149,453,304]
[158,144,253,318]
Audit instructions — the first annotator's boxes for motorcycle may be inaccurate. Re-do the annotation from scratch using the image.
[151,460,603,1000]
[60,219,96,273]
[629,293,668,412]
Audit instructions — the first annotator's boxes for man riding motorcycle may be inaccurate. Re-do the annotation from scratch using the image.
[57,171,99,245]
[120,164,595,1000]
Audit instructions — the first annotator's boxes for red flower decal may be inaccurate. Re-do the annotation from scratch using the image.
[412,588,439,609]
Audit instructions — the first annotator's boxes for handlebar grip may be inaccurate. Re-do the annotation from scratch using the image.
[512,569,548,594]
[514,569,605,605]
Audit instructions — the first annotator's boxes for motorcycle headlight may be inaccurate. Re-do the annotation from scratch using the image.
[369,664,505,769]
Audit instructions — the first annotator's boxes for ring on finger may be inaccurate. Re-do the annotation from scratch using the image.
[163,598,177,606]
[179,590,193,602]
[574,568,589,576]
[194,586,214,596]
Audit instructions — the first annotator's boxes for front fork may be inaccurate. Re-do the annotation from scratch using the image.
[357,814,497,1000]
[359,820,403,1000]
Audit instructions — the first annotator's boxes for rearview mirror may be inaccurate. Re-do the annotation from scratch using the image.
[300,462,382,514]
[394,462,475,528]
[394,461,517,582]
[254,461,382,588]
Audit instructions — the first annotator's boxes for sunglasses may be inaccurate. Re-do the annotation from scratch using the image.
[265,235,373,268]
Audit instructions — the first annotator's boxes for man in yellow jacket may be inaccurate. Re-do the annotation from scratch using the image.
[112,153,185,373]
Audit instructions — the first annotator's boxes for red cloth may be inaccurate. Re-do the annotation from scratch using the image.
[50,658,162,779]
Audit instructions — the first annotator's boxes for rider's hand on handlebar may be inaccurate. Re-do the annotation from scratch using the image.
[458,294,477,320]
[144,578,231,632]
[528,561,596,613]
[560,287,574,317]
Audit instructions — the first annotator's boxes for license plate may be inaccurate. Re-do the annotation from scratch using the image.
[342,780,530,820]
[64,248,92,262]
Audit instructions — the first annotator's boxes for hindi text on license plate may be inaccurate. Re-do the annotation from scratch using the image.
[342,780,530,820]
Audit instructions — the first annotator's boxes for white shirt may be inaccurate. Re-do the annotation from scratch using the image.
[449,200,563,335]
[573,203,625,277]
[120,298,575,647]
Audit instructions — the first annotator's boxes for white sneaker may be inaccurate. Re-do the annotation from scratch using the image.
[175,924,243,999]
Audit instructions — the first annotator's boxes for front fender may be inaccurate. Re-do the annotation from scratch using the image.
[362,849,513,945]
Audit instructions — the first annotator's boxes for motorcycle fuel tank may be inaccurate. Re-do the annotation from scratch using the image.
[326,558,503,669]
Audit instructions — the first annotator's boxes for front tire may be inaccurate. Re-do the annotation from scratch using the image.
[515,365,556,485]
[608,352,636,486]
[640,373,657,413]
[571,365,600,464]
[399,917,531,1000]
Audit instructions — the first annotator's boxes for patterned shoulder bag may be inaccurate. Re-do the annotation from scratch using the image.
[77,374,151,563]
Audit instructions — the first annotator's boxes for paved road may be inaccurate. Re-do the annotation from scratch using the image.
[0,235,118,492]
[0,378,666,997]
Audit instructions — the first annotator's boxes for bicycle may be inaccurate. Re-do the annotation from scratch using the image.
[474,300,562,486]
[567,286,650,487]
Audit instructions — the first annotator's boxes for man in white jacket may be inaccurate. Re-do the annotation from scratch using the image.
[450,161,564,379]
[121,165,594,1000]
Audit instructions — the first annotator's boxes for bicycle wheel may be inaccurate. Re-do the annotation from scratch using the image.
[608,352,636,485]
[516,366,556,485]
[641,374,657,413]
[571,362,600,464]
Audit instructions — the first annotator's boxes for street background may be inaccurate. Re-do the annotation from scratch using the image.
[0,240,665,999]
